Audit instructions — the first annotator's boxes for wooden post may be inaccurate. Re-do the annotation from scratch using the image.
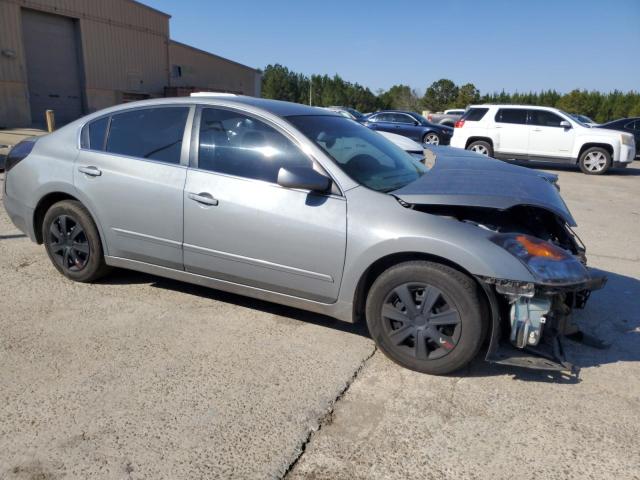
[45,110,55,132]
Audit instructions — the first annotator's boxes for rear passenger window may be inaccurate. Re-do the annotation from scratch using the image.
[461,108,488,121]
[495,109,528,125]
[197,108,312,184]
[106,107,189,164]
[81,116,109,150]
[529,110,564,127]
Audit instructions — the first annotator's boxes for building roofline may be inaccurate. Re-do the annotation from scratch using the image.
[126,0,171,18]
[169,40,260,74]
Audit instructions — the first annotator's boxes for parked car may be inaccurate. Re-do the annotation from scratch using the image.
[364,110,454,145]
[451,105,636,174]
[427,109,465,127]
[0,144,8,171]
[571,114,598,127]
[324,106,367,123]
[3,95,605,375]
[598,117,640,158]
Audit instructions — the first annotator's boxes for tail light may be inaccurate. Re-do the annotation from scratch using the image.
[454,119,465,128]
[4,138,37,173]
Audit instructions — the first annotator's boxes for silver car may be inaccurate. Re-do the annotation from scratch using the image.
[3,95,605,375]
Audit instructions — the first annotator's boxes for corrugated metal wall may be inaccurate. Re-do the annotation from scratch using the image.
[0,0,170,127]
[169,41,260,96]
[0,0,261,128]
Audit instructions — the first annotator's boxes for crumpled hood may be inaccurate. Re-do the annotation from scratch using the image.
[392,154,576,226]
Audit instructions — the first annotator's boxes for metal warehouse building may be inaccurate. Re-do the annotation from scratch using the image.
[0,0,261,128]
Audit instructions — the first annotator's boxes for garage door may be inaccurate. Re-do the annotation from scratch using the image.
[22,9,84,127]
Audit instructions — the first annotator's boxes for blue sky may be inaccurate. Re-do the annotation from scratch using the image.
[144,0,639,95]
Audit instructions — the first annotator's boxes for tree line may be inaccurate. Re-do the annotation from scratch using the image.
[261,64,640,123]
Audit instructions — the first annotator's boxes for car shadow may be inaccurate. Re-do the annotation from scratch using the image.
[100,267,638,383]
[100,269,369,338]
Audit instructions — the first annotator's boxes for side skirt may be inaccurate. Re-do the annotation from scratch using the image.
[104,256,354,323]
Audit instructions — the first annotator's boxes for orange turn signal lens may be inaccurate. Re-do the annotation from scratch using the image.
[515,235,566,260]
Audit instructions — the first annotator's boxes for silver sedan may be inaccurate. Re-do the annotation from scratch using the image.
[3,95,605,375]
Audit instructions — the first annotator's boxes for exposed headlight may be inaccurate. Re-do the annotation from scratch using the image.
[491,233,589,285]
[621,134,634,147]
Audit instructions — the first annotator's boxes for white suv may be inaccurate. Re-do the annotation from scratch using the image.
[451,105,636,174]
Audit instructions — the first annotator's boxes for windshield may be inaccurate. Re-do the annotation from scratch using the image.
[410,113,430,125]
[287,115,428,192]
[345,108,365,121]
[565,111,589,127]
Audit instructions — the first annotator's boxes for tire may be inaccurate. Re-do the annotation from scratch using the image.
[466,140,493,157]
[365,261,486,375]
[423,132,441,145]
[579,147,611,174]
[42,200,110,282]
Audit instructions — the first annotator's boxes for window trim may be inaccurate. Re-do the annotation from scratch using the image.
[527,109,566,128]
[624,120,637,131]
[494,108,529,125]
[393,113,417,125]
[78,104,195,168]
[190,104,344,197]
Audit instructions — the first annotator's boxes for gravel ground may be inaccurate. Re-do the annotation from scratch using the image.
[1,163,639,480]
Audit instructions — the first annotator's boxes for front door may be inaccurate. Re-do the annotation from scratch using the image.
[493,108,529,157]
[183,107,347,303]
[75,105,192,269]
[527,110,575,160]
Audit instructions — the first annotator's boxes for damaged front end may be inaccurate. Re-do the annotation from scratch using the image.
[480,275,606,375]
[415,203,607,376]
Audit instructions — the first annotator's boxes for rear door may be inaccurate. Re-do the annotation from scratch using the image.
[76,105,192,269]
[183,106,347,303]
[527,109,575,160]
[493,108,529,157]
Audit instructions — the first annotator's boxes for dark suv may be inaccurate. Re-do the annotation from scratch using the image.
[364,110,454,145]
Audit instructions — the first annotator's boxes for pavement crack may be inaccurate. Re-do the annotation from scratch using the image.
[280,344,378,479]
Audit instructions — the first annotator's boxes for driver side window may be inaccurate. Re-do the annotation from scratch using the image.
[197,108,312,183]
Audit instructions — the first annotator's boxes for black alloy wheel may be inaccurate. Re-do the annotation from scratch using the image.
[381,282,461,360]
[48,214,90,272]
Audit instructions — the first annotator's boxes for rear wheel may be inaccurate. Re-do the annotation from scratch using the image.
[43,200,110,282]
[466,140,493,157]
[423,132,441,145]
[579,147,611,174]
[366,261,486,375]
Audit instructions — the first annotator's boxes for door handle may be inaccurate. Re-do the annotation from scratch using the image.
[188,192,219,206]
[532,128,542,132]
[78,166,102,176]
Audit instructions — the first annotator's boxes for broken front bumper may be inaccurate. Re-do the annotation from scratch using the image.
[478,270,607,376]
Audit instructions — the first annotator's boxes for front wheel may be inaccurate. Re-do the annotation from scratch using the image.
[365,261,486,375]
[423,132,441,145]
[579,147,611,174]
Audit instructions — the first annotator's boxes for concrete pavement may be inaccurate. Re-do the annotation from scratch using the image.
[1,162,639,479]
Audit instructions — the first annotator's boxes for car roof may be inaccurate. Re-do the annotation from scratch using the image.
[467,104,562,111]
[373,110,420,115]
[85,95,339,119]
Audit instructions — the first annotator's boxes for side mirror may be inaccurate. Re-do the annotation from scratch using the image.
[277,166,331,192]
[560,120,572,129]
[413,120,420,126]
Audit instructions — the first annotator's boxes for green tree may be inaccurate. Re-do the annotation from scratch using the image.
[422,79,459,112]
[378,84,420,111]
[261,64,300,102]
[454,83,480,108]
